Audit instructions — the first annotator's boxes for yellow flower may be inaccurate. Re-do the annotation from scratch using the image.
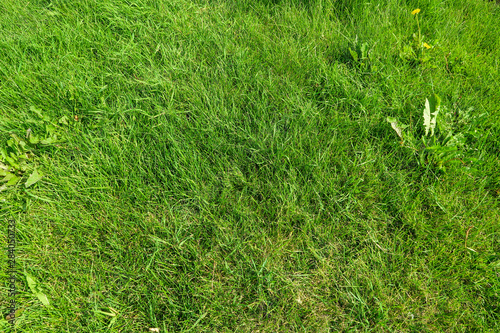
[411,8,421,15]
[423,42,431,49]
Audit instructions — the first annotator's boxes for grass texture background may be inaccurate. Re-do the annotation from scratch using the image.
[0,0,499,331]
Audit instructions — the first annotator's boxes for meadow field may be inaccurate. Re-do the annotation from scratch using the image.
[1,0,499,331]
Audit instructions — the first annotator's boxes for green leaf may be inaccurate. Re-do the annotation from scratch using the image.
[423,94,441,136]
[30,106,44,118]
[5,175,20,187]
[446,133,466,147]
[5,154,19,169]
[387,117,410,140]
[10,133,24,145]
[35,292,50,306]
[18,160,29,172]
[25,169,44,188]
[40,136,59,145]
[423,99,431,136]
[46,10,61,16]
[30,106,51,122]
[25,272,50,306]
[349,47,358,62]
[0,162,8,171]
[7,138,15,148]
[2,172,16,182]
[19,140,29,151]
[46,124,57,135]
[29,134,40,144]
[361,42,368,59]
[59,115,69,125]
[391,121,403,139]
[0,147,8,160]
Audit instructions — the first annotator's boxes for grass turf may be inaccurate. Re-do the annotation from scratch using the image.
[1,0,499,331]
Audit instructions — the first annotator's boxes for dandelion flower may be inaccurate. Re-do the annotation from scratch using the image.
[423,42,431,49]
[411,8,421,15]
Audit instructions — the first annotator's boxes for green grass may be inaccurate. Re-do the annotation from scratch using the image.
[1,0,499,331]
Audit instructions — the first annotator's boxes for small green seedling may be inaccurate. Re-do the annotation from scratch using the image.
[349,41,377,71]
[349,42,368,62]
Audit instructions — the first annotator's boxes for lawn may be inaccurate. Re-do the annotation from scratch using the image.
[1,0,499,331]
